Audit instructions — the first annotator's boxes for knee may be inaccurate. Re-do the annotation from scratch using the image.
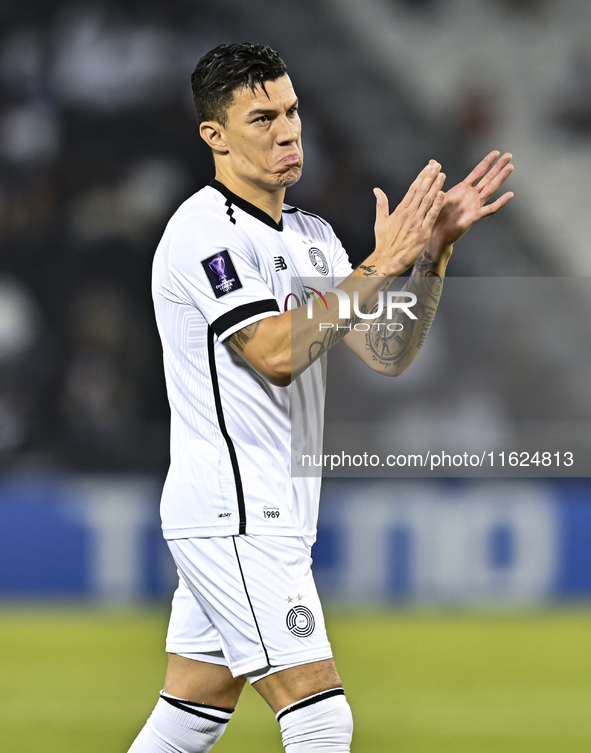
[277,689,353,752]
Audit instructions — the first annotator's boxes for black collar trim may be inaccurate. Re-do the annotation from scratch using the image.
[209,180,283,232]
[283,206,327,226]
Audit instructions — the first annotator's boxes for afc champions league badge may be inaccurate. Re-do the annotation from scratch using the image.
[202,249,243,298]
[209,255,232,294]
[286,605,315,638]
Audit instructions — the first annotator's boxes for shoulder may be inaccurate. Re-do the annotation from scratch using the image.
[282,202,328,228]
[282,202,342,244]
[166,186,251,262]
[170,185,238,236]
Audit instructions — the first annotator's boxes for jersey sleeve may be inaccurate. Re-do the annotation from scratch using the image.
[327,225,354,282]
[168,210,280,342]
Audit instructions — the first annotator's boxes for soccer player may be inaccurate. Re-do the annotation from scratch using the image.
[128,43,513,753]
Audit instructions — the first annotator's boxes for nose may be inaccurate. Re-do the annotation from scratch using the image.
[276,114,299,145]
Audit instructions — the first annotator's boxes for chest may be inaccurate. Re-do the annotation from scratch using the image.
[250,226,333,312]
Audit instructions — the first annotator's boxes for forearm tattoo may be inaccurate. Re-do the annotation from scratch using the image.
[308,249,444,370]
[366,300,416,368]
[365,250,444,369]
[308,268,391,365]
[308,311,362,364]
[410,250,444,352]
[358,264,386,277]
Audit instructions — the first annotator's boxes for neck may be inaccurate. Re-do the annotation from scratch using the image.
[213,169,285,223]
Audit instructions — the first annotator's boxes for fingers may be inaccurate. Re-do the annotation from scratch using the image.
[420,170,446,226]
[463,150,501,187]
[376,160,442,223]
[477,151,512,182]
[480,190,514,217]
[399,160,442,212]
[476,155,514,200]
[475,152,511,187]
[373,187,390,222]
[424,187,445,229]
[412,163,444,216]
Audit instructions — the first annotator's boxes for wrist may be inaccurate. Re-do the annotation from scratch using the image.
[413,242,453,278]
[426,231,453,260]
[365,244,420,278]
[356,251,402,279]
[427,236,453,266]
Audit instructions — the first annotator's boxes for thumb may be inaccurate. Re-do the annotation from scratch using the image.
[373,187,389,221]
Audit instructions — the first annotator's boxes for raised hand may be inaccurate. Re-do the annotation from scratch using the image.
[371,161,446,277]
[429,151,514,250]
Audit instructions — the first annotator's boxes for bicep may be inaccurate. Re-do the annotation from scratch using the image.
[228,319,265,357]
[228,313,292,387]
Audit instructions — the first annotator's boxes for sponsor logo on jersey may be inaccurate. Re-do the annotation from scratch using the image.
[283,286,328,312]
[286,605,315,637]
[308,247,328,276]
[217,512,232,518]
[202,250,243,298]
[274,256,288,271]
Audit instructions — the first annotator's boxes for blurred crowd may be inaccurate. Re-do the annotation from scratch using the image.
[0,1,381,470]
[0,2,216,469]
[1,0,590,471]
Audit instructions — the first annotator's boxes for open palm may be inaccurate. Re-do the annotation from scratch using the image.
[431,151,514,248]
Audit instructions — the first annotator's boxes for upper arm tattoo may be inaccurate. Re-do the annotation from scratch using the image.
[229,320,261,353]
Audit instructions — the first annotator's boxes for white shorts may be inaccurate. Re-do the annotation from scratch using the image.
[166,535,332,681]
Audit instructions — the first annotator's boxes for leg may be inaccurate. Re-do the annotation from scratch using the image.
[253,657,341,714]
[166,536,353,751]
[128,654,245,753]
[164,654,246,707]
[253,659,353,752]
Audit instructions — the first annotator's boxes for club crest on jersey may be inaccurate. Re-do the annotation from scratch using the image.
[286,605,315,637]
[202,250,243,298]
[308,247,328,276]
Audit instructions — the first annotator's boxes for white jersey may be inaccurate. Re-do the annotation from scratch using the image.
[152,180,353,543]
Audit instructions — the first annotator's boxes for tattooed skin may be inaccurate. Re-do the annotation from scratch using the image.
[308,312,362,364]
[230,249,444,375]
[358,264,386,277]
[367,311,416,367]
[411,251,444,352]
[229,321,261,354]
[364,249,444,371]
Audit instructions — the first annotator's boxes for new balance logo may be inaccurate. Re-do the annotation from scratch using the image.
[274,256,288,271]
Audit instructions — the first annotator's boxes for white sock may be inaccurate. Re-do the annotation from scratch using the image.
[277,689,353,752]
[127,694,233,753]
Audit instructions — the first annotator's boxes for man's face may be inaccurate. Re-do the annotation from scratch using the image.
[218,75,303,190]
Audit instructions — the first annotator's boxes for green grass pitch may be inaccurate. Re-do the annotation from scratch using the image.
[1,606,591,752]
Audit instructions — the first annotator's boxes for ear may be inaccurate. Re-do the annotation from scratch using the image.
[199,121,228,154]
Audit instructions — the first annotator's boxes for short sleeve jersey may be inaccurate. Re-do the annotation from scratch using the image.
[152,181,353,544]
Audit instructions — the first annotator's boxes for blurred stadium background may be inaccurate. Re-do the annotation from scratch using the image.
[1,0,591,751]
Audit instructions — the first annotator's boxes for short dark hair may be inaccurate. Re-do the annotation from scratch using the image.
[191,43,288,127]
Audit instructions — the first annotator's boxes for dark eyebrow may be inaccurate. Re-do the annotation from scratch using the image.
[247,99,299,118]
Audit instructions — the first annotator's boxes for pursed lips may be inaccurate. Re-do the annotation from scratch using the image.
[279,153,302,165]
